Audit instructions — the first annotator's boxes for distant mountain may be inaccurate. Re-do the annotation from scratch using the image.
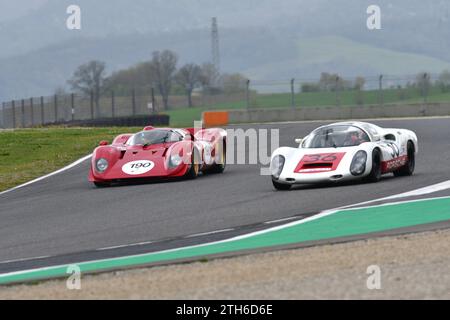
[0,26,295,99]
[1,0,450,100]
[0,0,311,59]
[2,0,450,60]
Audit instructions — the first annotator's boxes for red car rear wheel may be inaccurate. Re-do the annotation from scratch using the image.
[185,148,201,179]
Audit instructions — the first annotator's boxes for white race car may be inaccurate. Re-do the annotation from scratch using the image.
[270,122,418,190]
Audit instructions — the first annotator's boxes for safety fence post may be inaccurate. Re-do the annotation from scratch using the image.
[378,74,384,106]
[246,79,250,109]
[12,100,16,129]
[335,76,340,107]
[291,78,295,108]
[111,90,115,118]
[54,94,58,123]
[71,93,75,122]
[132,89,136,116]
[21,99,25,127]
[30,98,34,126]
[90,91,94,120]
[40,96,44,126]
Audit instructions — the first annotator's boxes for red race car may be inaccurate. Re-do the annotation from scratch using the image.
[89,126,227,187]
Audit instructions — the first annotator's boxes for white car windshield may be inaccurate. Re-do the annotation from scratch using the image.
[303,125,370,149]
[128,130,182,146]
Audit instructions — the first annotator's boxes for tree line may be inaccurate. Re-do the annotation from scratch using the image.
[301,71,450,96]
[67,50,247,113]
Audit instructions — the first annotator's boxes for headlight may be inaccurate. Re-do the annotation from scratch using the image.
[169,154,182,167]
[271,155,285,180]
[350,151,367,176]
[95,158,109,173]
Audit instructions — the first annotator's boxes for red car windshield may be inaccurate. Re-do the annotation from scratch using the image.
[128,130,182,146]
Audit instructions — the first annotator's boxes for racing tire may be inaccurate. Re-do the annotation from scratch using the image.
[393,141,415,177]
[94,181,110,188]
[366,148,382,183]
[185,148,201,180]
[272,179,292,191]
[211,141,226,174]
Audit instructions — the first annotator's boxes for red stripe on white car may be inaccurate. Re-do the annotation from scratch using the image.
[294,153,346,174]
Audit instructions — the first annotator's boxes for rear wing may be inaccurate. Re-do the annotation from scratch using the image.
[185,127,227,143]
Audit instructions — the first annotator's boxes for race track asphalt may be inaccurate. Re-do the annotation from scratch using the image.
[1,118,450,273]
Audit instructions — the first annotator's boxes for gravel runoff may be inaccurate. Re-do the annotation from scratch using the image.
[1,229,449,300]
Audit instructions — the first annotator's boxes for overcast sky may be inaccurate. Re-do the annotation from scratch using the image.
[0,0,47,22]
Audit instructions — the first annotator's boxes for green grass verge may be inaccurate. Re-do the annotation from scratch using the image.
[0,127,141,192]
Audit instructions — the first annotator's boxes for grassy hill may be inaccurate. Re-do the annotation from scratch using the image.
[244,36,450,80]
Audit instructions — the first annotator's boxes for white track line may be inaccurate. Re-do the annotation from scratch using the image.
[332,195,450,212]
[3,180,449,267]
[264,216,300,224]
[1,194,449,278]
[185,228,235,238]
[331,180,450,212]
[1,161,450,276]
[380,180,450,200]
[96,241,154,251]
[0,255,50,265]
[0,154,92,197]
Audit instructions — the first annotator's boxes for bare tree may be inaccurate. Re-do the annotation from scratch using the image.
[438,70,450,92]
[354,77,366,105]
[106,61,153,94]
[200,63,220,92]
[149,50,178,110]
[354,77,366,91]
[318,72,351,92]
[54,86,68,96]
[68,60,106,116]
[175,64,202,108]
[221,73,247,93]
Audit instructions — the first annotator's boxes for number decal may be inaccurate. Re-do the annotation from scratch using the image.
[321,154,338,162]
[385,142,400,158]
[304,154,337,162]
[122,160,155,175]
[304,155,321,162]
[130,162,152,169]
[295,153,346,174]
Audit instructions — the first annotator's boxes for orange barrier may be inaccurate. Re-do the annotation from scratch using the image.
[202,111,229,127]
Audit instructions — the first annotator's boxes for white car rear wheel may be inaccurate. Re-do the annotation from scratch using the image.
[394,141,415,177]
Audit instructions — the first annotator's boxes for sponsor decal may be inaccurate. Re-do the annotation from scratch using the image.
[382,156,407,172]
[122,160,155,175]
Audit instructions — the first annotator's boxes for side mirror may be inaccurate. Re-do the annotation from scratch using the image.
[295,138,303,145]
[99,140,109,146]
